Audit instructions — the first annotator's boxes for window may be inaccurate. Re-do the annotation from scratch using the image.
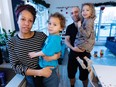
[95,7,116,41]
[0,7,2,33]
[26,2,49,35]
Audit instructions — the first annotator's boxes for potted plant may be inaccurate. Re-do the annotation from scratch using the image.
[0,28,16,63]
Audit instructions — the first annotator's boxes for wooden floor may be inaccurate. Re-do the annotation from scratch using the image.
[58,46,116,87]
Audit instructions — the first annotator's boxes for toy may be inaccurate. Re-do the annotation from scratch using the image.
[94,51,98,58]
[100,49,104,57]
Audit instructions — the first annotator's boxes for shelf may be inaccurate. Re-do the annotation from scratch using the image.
[0,61,11,69]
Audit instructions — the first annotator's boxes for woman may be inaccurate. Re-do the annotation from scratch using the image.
[7,4,60,87]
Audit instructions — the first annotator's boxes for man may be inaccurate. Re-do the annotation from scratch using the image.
[65,6,90,87]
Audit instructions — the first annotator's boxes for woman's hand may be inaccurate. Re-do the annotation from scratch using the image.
[26,67,54,78]
[39,67,54,78]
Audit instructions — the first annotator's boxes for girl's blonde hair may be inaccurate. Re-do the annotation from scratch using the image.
[81,3,96,19]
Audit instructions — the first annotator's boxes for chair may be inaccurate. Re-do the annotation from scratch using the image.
[0,72,5,87]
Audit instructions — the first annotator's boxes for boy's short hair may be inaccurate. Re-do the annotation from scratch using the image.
[49,12,66,29]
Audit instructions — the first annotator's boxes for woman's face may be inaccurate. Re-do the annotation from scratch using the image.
[17,10,34,34]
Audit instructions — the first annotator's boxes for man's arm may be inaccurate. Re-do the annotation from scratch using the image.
[65,36,73,49]
[72,46,85,52]
[65,35,84,52]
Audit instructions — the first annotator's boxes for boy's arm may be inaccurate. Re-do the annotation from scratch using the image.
[28,51,61,61]
[43,52,61,61]
[28,51,45,58]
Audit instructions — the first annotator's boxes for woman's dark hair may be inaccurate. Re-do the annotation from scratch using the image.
[15,4,36,23]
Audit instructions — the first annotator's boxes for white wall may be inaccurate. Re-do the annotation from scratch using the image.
[0,0,15,33]
[45,0,116,26]
[0,0,115,32]
[46,0,115,13]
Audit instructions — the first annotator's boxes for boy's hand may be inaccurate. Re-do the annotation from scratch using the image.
[28,52,38,58]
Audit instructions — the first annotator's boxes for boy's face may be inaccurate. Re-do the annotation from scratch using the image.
[48,17,62,35]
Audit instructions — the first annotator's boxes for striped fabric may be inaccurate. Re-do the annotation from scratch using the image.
[7,31,47,75]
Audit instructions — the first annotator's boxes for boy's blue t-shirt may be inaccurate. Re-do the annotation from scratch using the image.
[39,35,61,68]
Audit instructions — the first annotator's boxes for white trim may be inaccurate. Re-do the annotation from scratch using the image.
[6,74,26,87]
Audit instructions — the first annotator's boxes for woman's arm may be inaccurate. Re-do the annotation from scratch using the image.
[25,67,53,78]
[7,39,53,78]
[7,38,28,75]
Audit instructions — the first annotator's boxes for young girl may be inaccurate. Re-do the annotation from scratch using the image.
[28,12,66,87]
[72,3,96,70]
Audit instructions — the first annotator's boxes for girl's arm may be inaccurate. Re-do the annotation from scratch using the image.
[78,19,94,38]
